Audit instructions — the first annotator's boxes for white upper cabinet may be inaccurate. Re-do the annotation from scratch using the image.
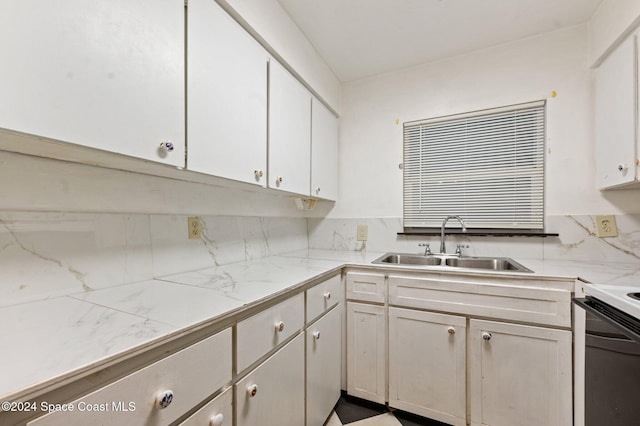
[595,34,639,189]
[187,0,268,186]
[268,61,312,195]
[0,0,185,167]
[311,98,339,201]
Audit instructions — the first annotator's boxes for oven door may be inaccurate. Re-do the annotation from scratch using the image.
[574,297,640,426]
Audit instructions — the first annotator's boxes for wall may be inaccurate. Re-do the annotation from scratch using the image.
[326,24,640,220]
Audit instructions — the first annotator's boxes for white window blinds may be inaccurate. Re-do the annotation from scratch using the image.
[403,101,545,230]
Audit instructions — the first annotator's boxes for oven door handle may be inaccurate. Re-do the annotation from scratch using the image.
[574,297,640,344]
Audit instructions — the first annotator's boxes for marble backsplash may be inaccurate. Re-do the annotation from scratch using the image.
[0,212,308,307]
[307,215,640,264]
[2,212,638,308]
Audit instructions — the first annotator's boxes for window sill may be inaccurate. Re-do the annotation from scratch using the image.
[398,229,559,237]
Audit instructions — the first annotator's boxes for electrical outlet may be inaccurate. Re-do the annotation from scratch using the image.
[188,217,201,240]
[595,215,617,238]
[357,224,368,241]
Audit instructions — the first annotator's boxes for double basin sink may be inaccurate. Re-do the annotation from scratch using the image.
[372,253,533,273]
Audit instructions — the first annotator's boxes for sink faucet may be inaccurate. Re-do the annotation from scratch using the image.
[440,216,466,254]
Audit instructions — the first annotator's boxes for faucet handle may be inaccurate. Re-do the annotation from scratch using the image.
[418,243,432,255]
[455,244,469,256]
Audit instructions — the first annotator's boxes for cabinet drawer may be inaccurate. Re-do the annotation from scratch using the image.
[389,275,572,327]
[29,328,232,426]
[236,292,304,373]
[179,387,232,426]
[306,275,342,323]
[235,334,305,426]
[346,272,385,303]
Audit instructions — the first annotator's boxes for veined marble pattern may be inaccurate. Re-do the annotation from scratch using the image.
[159,256,343,304]
[150,215,309,277]
[0,212,308,308]
[0,296,174,400]
[71,280,245,328]
[308,215,640,263]
[544,215,640,263]
[0,212,153,307]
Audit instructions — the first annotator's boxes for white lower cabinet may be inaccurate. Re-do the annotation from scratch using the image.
[469,319,573,426]
[235,334,305,426]
[345,270,576,426]
[388,308,466,426]
[306,306,341,426]
[346,302,386,404]
[179,387,232,426]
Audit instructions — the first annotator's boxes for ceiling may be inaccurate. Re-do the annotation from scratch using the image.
[277,0,603,82]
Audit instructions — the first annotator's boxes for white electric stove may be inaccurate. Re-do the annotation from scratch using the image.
[585,283,640,319]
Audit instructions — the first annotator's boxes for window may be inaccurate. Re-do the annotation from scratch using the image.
[403,101,545,231]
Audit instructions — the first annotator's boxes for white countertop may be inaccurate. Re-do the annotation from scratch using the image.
[1,249,638,401]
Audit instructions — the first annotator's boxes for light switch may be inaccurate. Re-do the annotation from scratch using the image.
[357,224,368,241]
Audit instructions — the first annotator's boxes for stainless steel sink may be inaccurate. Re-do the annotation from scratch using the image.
[444,257,532,272]
[372,252,532,273]
[375,253,443,266]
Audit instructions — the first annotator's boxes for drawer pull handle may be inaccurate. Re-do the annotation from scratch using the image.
[275,321,285,332]
[247,384,258,398]
[210,413,225,426]
[155,389,174,409]
[482,332,492,341]
[313,330,321,340]
[447,327,455,335]
[324,292,331,300]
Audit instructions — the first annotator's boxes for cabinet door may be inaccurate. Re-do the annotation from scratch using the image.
[268,61,311,195]
[389,308,466,426]
[0,0,185,167]
[236,334,304,426]
[595,35,638,189]
[187,0,268,186]
[311,98,338,200]
[469,320,572,426]
[346,302,386,404]
[307,306,342,426]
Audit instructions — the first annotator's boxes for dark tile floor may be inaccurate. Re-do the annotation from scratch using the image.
[329,394,452,426]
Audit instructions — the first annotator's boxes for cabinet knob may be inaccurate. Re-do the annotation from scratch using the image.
[324,292,331,300]
[316,186,321,194]
[447,326,455,335]
[313,330,321,340]
[157,141,175,158]
[159,141,174,152]
[210,413,224,426]
[618,164,629,174]
[275,321,285,332]
[482,332,492,341]
[254,169,263,180]
[276,176,283,186]
[155,390,174,409]
[246,384,258,398]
